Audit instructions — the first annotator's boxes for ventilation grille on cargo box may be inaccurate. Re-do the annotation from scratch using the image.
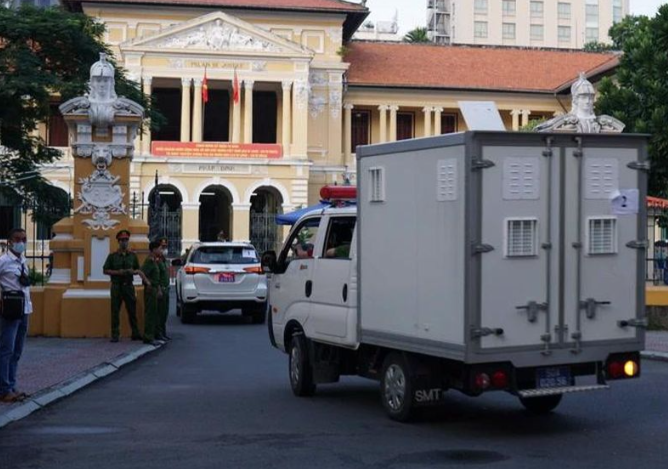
[588,217,617,255]
[506,218,538,257]
[369,167,385,203]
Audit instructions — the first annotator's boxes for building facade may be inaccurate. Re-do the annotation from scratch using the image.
[427,0,630,48]
[6,0,620,256]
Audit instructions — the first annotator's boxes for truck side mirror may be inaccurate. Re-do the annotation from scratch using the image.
[261,251,277,273]
[171,258,184,267]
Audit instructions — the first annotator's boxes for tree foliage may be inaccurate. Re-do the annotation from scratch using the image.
[596,8,668,196]
[0,6,162,221]
[403,27,430,44]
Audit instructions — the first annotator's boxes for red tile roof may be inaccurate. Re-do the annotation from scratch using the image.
[66,0,366,11]
[345,42,620,94]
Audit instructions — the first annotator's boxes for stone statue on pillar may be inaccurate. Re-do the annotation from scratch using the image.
[535,72,624,134]
[34,53,150,338]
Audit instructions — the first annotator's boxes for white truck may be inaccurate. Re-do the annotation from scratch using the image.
[261,131,648,421]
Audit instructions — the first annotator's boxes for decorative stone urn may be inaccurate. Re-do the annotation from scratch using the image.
[32,54,150,338]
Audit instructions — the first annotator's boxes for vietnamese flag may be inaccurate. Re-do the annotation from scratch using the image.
[202,68,209,104]
[232,68,240,105]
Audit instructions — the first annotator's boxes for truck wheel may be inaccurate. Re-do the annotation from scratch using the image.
[289,334,316,397]
[181,304,197,324]
[380,353,415,422]
[519,394,563,414]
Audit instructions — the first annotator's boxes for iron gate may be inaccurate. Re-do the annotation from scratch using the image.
[149,204,182,256]
[250,212,281,254]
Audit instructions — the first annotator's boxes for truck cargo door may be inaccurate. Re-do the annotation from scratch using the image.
[477,144,558,351]
[563,142,644,350]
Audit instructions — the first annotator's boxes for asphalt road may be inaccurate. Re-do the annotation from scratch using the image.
[1,310,667,469]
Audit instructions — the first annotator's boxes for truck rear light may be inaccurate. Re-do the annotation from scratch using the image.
[243,266,263,274]
[607,361,624,379]
[624,360,639,377]
[474,373,491,390]
[491,371,509,389]
[184,266,210,275]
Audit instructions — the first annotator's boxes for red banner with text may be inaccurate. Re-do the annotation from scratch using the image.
[151,142,282,159]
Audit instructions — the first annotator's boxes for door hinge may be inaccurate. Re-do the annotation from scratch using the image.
[627,161,650,172]
[618,318,648,329]
[471,327,504,339]
[626,240,648,250]
[473,243,495,254]
[472,159,495,170]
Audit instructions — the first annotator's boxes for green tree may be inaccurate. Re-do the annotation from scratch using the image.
[0,5,162,220]
[403,27,430,43]
[596,9,668,196]
[583,41,616,52]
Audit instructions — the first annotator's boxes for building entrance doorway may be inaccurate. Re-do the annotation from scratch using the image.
[249,186,283,253]
[148,184,183,256]
[199,185,233,242]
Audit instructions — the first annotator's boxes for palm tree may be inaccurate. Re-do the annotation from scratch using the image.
[404,27,430,43]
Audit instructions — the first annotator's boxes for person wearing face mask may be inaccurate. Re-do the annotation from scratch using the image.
[156,237,171,341]
[141,241,165,346]
[103,230,147,343]
[0,228,33,403]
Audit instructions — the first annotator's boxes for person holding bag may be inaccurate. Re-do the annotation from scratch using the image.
[0,228,33,403]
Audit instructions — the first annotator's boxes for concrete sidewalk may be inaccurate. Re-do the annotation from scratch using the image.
[643,331,668,361]
[0,337,161,428]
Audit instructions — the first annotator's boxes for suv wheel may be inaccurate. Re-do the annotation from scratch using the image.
[181,304,197,324]
[289,334,316,397]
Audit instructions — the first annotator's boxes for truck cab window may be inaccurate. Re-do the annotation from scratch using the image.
[323,217,356,259]
[280,217,321,266]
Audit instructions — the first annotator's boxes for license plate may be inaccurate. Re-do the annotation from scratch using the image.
[536,366,571,389]
[218,273,235,283]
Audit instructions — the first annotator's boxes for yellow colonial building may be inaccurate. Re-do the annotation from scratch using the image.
[18,0,619,255]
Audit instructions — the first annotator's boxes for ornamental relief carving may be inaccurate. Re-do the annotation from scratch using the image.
[329,90,342,119]
[153,19,283,52]
[309,94,328,118]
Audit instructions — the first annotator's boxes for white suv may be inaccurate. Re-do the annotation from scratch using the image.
[174,242,267,324]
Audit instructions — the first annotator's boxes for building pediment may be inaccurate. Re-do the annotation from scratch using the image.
[120,11,313,58]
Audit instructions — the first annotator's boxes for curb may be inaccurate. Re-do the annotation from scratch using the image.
[641,350,668,363]
[0,343,162,430]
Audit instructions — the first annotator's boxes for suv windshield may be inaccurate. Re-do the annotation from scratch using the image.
[190,246,259,265]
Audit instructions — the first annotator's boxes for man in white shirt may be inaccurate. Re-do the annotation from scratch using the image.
[0,228,33,403]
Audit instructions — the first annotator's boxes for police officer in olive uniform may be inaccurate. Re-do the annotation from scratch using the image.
[103,230,147,342]
[157,237,171,341]
[141,240,164,346]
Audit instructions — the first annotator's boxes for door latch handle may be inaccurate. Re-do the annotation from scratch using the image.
[342,284,348,302]
[516,301,548,323]
[305,280,312,298]
[580,298,611,320]
[618,318,648,329]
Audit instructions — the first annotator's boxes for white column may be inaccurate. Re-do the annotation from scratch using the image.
[423,107,432,138]
[281,80,292,157]
[243,80,254,144]
[292,79,309,159]
[180,78,192,143]
[192,79,203,143]
[510,109,521,131]
[141,77,152,155]
[232,81,242,143]
[344,103,354,162]
[378,105,388,143]
[433,107,444,135]
[521,109,531,128]
[389,105,399,142]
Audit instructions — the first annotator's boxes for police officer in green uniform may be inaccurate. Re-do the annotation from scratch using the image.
[103,230,147,343]
[157,237,171,341]
[141,240,164,346]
